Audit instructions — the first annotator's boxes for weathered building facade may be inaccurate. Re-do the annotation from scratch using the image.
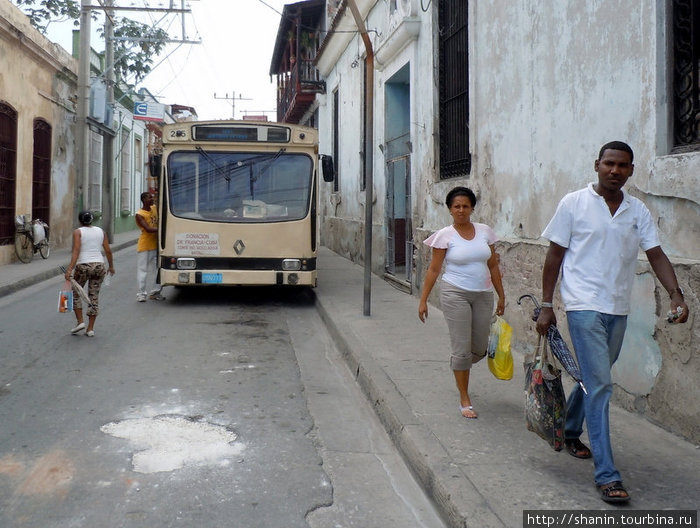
[0,1,172,265]
[71,32,168,236]
[311,0,699,441]
[0,0,78,264]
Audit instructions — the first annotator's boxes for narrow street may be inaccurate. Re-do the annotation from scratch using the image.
[0,246,444,528]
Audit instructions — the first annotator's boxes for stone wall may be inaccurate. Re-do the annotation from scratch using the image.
[414,234,699,443]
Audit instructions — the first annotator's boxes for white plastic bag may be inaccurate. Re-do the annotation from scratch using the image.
[33,221,46,243]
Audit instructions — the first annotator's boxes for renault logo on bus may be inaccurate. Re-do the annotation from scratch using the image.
[233,239,246,255]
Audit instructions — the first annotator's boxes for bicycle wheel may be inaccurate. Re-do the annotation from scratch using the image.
[14,232,33,263]
[39,238,50,259]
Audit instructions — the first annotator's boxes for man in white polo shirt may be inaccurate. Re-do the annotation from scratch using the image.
[536,141,689,504]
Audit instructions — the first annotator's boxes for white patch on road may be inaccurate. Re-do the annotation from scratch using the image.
[219,365,256,373]
[101,416,244,474]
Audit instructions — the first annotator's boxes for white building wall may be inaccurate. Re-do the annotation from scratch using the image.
[319,0,437,268]
[95,104,149,234]
[316,0,699,442]
[464,3,697,442]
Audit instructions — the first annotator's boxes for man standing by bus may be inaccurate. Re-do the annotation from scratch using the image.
[135,192,164,302]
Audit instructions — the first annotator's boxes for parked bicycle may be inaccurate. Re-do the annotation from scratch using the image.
[14,215,50,263]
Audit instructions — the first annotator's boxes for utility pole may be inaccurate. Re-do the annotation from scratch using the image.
[76,1,196,234]
[102,0,115,242]
[347,0,375,317]
[214,91,252,119]
[76,0,91,221]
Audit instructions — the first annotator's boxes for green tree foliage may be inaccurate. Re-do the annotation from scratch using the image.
[12,0,168,84]
[101,19,169,83]
[14,0,81,29]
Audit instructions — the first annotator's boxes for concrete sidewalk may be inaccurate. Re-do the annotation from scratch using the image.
[0,230,139,298]
[2,240,698,526]
[313,247,699,527]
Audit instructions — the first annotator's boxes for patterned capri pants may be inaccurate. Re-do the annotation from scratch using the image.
[440,282,494,371]
[72,262,106,316]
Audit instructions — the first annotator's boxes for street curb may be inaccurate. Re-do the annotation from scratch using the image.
[0,238,137,299]
[0,267,68,298]
[313,292,504,528]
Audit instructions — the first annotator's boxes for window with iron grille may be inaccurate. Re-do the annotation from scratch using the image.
[134,136,143,182]
[32,119,51,226]
[332,88,340,192]
[88,130,102,211]
[438,0,470,178]
[672,0,700,151]
[120,128,132,212]
[0,103,17,245]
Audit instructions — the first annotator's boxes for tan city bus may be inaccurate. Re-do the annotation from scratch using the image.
[155,120,333,288]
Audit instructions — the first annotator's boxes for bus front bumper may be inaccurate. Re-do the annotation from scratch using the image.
[160,268,317,287]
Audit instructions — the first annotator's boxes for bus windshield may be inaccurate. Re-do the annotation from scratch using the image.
[167,150,313,222]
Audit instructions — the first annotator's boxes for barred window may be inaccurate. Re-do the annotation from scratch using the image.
[438,0,470,178]
[88,130,102,211]
[0,103,17,245]
[332,88,340,192]
[673,0,700,151]
[120,128,132,212]
[32,119,51,225]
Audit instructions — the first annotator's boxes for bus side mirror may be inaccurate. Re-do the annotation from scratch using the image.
[320,155,335,182]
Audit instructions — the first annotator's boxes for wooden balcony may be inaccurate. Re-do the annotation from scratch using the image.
[276,58,325,124]
[270,0,325,125]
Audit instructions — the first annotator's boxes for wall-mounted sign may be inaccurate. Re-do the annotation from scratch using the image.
[134,101,165,122]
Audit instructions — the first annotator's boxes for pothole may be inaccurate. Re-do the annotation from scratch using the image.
[101,414,244,474]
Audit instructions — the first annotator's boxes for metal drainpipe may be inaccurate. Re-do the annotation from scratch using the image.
[346,0,374,316]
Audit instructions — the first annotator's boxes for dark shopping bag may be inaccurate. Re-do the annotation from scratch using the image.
[524,336,566,451]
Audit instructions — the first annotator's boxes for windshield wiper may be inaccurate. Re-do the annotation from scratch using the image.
[195,146,230,182]
[227,149,286,175]
[194,148,287,195]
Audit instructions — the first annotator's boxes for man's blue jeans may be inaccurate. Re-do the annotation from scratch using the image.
[565,310,627,486]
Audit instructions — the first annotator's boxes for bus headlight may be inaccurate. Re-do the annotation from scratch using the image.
[282,259,301,271]
[177,258,196,270]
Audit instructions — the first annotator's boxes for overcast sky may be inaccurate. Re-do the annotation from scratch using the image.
[45,0,289,121]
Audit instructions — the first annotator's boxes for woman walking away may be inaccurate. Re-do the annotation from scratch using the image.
[64,211,115,337]
[418,187,505,419]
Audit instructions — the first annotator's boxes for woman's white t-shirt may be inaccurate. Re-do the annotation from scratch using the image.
[76,226,105,264]
[423,223,498,292]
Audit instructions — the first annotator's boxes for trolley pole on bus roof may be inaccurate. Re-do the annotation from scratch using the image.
[347,0,375,317]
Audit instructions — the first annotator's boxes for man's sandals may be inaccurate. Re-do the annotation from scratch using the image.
[599,481,630,503]
[565,438,592,459]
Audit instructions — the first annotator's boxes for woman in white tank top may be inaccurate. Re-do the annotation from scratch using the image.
[63,211,115,337]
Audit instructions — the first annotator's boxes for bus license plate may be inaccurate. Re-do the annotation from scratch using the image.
[201,273,223,284]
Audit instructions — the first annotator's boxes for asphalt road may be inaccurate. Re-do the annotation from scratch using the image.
[0,246,444,528]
